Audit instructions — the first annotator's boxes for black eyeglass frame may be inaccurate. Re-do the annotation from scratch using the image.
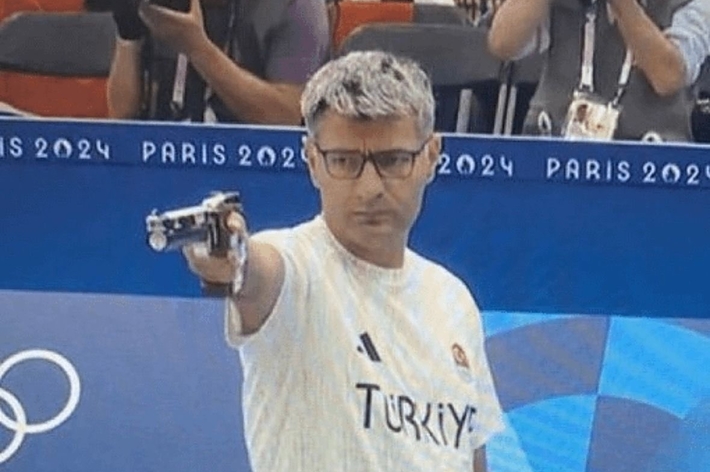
[313,137,432,180]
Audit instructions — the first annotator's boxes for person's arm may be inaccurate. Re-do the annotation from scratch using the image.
[664,0,710,86]
[187,38,304,125]
[106,0,146,119]
[608,0,687,96]
[106,39,143,119]
[487,0,550,60]
[138,0,314,125]
[183,212,285,335]
[473,446,487,472]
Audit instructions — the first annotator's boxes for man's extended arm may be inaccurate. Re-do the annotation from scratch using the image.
[487,0,550,60]
[183,212,285,335]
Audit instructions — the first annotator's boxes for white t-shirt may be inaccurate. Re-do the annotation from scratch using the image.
[225,215,504,472]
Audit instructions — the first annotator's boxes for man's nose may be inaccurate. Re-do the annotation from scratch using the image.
[354,160,385,199]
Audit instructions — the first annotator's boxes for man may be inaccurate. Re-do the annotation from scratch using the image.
[184,51,505,471]
[488,0,710,141]
[107,0,329,124]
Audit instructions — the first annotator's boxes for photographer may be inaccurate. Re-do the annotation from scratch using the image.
[107,0,329,124]
[487,0,710,141]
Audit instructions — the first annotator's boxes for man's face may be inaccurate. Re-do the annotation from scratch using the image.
[305,111,441,260]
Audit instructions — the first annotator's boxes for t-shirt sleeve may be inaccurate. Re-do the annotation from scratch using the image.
[264,0,331,83]
[664,0,710,86]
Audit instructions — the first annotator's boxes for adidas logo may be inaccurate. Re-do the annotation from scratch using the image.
[356,332,381,362]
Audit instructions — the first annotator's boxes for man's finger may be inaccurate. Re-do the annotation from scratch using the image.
[226,212,247,233]
[181,242,209,262]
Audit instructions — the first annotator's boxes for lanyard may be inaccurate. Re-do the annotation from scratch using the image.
[170,0,239,122]
[578,0,634,106]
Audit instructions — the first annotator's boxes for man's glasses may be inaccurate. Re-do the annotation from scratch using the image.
[314,138,431,180]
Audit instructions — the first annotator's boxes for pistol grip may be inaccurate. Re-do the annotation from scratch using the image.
[200,280,233,298]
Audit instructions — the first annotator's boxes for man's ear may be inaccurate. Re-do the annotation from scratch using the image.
[425,134,442,183]
[303,136,321,190]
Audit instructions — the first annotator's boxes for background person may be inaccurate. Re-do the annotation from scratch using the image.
[107,0,330,123]
[488,0,710,141]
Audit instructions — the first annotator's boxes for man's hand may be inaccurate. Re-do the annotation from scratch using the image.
[184,211,284,335]
[138,0,209,56]
[182,212,248,286]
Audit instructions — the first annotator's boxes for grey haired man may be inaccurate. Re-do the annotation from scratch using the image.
[184,50,505,472]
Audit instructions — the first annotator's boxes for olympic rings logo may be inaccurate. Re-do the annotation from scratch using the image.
[0,349,81,464]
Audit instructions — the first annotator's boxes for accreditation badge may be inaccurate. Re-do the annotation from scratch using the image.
[562,92,620,141]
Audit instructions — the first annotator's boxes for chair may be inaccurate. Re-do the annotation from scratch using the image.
[0,12,116,118]
[338,22,504,134]
[330,2,472,53]
[330,1,414,52]
[412,4,471,26]
[0,0,84,22]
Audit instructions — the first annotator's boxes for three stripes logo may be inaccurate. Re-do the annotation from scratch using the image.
[357,332,381,362]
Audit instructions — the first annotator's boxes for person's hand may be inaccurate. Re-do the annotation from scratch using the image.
[182,211,249,286]
[112,0,146,41]
[138,0,208,56]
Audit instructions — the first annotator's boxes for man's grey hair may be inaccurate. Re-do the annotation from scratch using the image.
[300,50,436,137]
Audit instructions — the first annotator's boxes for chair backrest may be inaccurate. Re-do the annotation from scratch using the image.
[338,23,502,133]
[330,2,474,53]
[0,12,115,76]
[339,23,500,86]
[0,12,116,118]
[331,1,414,52]
[412,4,471,25]
[0,0,84,22]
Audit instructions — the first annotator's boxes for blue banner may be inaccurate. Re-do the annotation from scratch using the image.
[1,117,709,318]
